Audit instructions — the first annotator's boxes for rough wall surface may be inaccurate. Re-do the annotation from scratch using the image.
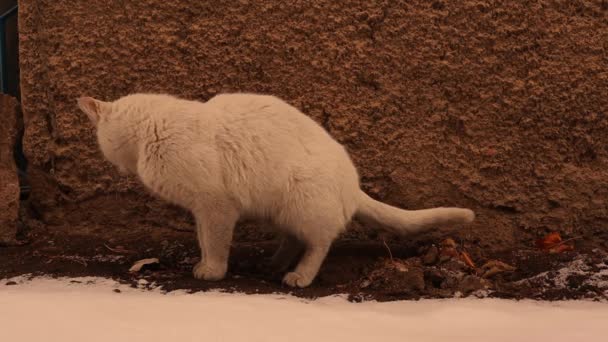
[0,95,20,243]
[19,0,608,246]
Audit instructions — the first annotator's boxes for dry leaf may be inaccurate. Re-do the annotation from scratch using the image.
[440,238,458,249]
[535,232,575,253]
[129,258,160,272]
[480,260,516,278]
[549,244,575,254]
[536,232,562,250]
[460,251,476,269]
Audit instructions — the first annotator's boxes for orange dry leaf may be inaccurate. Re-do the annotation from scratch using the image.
[535,232,575,253]
[549,244,575,254]
[440,238,458,249]
[536,232,562,249]
[460,251,476,269]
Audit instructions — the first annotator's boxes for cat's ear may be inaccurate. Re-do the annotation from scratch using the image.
[77,96,109,126]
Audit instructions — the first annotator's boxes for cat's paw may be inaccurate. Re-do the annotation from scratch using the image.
[282,272,313,288]
[192,262,226,281]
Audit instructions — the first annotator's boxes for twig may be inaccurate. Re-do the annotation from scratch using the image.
[71,258,88,267]
[552,236,582,247]
[104,244,134,254]
[382,239,394,262]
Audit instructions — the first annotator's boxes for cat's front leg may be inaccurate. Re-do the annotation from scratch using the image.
[192,203,239,281]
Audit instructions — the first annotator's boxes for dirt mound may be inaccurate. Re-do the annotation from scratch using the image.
[2,224,606,301]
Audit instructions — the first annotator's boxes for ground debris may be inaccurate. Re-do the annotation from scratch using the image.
[535,232,578,254]
[104,244,135,254]
[2,232,606,301]
[460,251,476,269]
[480,260,516,279]
[422,246,439,265]
[129,258,160,273]
[359,258,425,295]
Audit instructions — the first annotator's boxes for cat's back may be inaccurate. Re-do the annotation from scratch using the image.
[122,93,322,136]
[205,93,332,142]
[205,92,354,178]
[117,93,213,135]
[205,93,360,218]
[117,93,188,109]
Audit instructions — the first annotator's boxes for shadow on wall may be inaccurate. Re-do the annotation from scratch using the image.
[1,1,19,97]
[0,1,28,200]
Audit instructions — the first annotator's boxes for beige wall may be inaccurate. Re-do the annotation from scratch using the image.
[18,0,608,247]
[0,95,19,243]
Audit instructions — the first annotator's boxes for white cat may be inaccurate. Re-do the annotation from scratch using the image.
[78,93,474,288]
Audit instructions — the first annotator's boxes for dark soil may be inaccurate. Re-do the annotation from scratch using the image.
[2,221,607,302]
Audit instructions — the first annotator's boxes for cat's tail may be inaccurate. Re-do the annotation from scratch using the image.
[354,190,475,235]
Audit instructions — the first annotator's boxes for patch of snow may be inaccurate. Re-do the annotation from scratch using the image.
[1,276,607,342]
[91,254,125,262]
[589,264,608,288]
[516,258,608,297]
[45,254,126,264]
[470,288,491,298]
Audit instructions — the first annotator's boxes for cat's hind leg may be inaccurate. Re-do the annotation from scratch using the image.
[280,211,345,288]
[282,238,333,288]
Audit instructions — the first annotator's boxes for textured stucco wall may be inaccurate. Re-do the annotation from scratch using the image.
[18,0,608,246]
[0,95,19,243]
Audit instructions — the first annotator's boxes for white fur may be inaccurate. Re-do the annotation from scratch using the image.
[77,93,475,288]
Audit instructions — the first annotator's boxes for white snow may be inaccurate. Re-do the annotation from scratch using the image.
[516,258,608,298]
[1,276,607,342]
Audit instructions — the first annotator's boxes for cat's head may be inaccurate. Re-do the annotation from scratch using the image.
[77,96,137,174]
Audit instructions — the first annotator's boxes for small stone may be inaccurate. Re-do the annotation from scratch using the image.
[442,259,469,272]
[423,246,439,265]
[472,289,490,298]
[424,268,445,288]
[5,281,17,286]
[391,260,409,272]
[393,267,425,292]
[458,275,490,295]
[360,279,372,288]
[439,246,459,263]
[113,289,121,293]
[438,253,452,263]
